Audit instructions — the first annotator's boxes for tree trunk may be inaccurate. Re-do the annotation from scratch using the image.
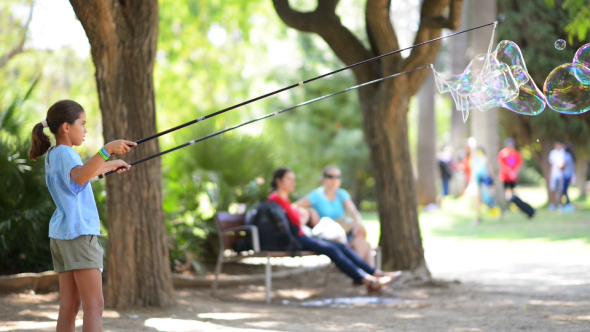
[69,0,175,308]
[363,77,428,273]
[575,158,588,200]
[469,0,504,205]
[449,0,469,196]
[416,74,438,205]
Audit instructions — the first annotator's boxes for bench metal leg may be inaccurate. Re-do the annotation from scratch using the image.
[375,247,382,271]
[212,251,224,295]
[265,254,272,303]
[324,263,334,287]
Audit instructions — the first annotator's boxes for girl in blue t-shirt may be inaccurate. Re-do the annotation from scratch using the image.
[295,165,374,267]
[30,100,136,332]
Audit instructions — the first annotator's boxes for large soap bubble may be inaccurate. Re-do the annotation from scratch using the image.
[432,24,545,122]
[543,43,590,114]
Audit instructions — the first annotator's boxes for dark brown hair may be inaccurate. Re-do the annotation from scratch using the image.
[322,165,340,178]
[29,100,85,160]
[271,167,293,191]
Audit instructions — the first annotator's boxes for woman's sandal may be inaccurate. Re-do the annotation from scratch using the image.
[374,270,402,280]
[366,275,393,293]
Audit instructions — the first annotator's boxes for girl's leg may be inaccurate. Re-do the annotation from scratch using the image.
[73,269,104,332]
[333,242,375,275]
[349,235,373,268]
[56,272,81,332]
[299,236,367,284]
[563,177,571,204]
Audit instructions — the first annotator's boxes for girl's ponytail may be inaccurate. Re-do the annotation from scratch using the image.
[29,100,85,161]
[30,122,51,160]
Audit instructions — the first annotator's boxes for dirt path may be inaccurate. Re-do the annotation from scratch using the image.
[1,236,589,331]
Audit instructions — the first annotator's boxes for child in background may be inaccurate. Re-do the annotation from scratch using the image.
[30,100,136,332]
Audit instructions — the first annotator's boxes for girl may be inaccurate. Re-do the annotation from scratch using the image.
[295,165,373,267]
[30,100,136,332]
[268,167,399,292]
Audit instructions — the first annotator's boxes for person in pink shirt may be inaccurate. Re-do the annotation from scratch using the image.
[498,138,535,218]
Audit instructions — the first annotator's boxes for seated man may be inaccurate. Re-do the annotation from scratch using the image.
[295,165,374,267]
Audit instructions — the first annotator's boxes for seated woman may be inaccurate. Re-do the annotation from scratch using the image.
[268,167,398,292]
[295,165,373,267]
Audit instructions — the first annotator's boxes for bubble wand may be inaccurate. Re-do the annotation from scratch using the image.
[99,65,432,178]
[131,21,498,146]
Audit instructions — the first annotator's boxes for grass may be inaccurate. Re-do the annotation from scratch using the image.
[361,187,590,247]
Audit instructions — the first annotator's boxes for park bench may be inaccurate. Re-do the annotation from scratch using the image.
[211,211,381,303]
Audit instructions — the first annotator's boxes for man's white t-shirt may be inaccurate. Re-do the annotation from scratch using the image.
[549,149,565,179]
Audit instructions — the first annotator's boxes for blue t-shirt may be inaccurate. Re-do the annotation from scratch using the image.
[45,145,100,240]
[307,187,351,220]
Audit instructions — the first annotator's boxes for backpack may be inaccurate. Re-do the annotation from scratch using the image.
[243,201,301,254]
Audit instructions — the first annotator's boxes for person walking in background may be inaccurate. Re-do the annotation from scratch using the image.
[548,140,566,211]
[472,146,501,224]
[562,142,576,213]
[498,138,535,219]
[437,146,454,198]
[459,142,472,194]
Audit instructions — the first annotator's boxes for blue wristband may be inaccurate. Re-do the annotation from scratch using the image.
[101,147,111,159]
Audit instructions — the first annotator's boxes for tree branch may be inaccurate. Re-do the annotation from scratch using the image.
[272,0,376,82]
[0,1,34,69]
[69,0,116,51]
[401,0,464,96]
[365,0,401,74]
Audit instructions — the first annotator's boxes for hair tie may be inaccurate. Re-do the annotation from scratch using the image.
[41,119,48,128]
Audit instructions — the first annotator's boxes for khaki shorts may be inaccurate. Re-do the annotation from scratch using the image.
[50,235,104,273]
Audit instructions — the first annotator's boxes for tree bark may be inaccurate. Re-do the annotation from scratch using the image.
[273,0,463,273]
[69,0,175,308]
[416,73,438,205]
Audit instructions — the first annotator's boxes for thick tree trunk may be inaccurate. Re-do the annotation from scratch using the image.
[416,74,438,205]
[363,77,428,272]
[69,0,175,308]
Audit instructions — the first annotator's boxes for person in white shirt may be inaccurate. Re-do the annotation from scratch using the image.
[548,140,566,211]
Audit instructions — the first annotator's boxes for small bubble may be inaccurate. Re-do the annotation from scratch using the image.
[555,39,566,50]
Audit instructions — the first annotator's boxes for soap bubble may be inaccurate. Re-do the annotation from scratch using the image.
[555,39,566,50]
[543,43,590,114]
[433,31,546,121]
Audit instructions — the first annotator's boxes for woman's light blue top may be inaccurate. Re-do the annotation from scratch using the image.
[307,187,351,220]
[45,145,100,240]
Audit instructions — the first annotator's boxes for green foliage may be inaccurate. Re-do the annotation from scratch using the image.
[545,0,590,43]
[0,77,55,274]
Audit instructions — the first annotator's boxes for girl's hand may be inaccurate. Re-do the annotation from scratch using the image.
[105,140,137,155]
[110,160,131,173]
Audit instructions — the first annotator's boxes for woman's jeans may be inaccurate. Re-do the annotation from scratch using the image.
[563,177,572,204]
[298,235,375,284]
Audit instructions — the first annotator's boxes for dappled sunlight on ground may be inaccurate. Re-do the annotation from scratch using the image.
[2,188,589,331]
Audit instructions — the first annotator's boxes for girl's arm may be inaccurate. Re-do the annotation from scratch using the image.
[90,160,131,178]
[70,140,135,185]
[293,197,312,208]
[343,199,363,225]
